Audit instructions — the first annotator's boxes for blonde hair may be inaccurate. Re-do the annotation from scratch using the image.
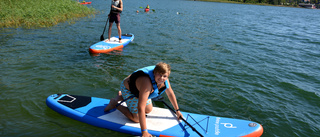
[154,62,171,76]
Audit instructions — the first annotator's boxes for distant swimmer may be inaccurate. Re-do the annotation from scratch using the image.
[145,5,150,12]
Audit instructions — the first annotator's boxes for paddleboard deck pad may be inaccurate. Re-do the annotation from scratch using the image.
[89,33,134,54]
[46,94,263,137]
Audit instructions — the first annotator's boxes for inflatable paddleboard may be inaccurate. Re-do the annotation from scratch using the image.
[46,94,263,137]
[89,33,134,54]
[80,2,91,5]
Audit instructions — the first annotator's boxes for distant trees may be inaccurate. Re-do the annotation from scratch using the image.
[228,0,318,6]
[311,0,319,4]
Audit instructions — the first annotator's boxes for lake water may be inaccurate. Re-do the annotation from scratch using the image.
[1,0,320,136]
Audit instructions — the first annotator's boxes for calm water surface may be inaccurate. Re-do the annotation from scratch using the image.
[1,0,320,136]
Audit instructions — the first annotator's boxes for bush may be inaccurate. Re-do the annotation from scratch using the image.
[0,0,96,28]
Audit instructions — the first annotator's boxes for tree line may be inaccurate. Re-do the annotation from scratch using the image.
[228,0,319,6]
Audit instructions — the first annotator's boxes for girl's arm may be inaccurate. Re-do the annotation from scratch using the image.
[119,0,123,11]
[112,0,123,12]
[136,76,152,136]
[165,79,183,119]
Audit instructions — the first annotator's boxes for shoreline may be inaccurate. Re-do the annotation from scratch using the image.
[196,0,318,9]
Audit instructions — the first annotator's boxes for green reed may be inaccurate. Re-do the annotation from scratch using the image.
[0,0,96,28]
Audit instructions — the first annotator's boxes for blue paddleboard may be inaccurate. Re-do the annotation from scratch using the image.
[46,94,263,137]
[89,33,134,53]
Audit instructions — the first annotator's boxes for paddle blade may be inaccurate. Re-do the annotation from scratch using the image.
[100,35,104,41]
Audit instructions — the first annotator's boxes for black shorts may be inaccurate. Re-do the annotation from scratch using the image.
[109,13,120,24]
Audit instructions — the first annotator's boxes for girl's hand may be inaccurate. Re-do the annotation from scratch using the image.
[176,111,183,120]
[142,131,152,137]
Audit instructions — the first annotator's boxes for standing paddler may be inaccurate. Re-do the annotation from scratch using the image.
[104,0,123,43]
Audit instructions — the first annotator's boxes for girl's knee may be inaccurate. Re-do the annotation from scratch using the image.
[145,106,153,114]
[131,118,139,123]
[130,115,139,123]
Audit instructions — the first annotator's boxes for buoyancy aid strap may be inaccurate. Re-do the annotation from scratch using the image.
[115,95,136,108]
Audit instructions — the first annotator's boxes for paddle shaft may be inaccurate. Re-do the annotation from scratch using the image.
[160,100,204,137]
[100,18,109,41]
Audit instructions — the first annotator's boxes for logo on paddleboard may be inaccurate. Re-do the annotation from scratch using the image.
[215,117,237,135]
[95,45,111,49]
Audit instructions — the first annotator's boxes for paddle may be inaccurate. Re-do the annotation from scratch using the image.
[152,96,204,137]
[100,17,109,41]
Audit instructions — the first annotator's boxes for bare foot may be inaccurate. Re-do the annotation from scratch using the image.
[119,40,122,43]
[104,98,117,112]
[104,91,123,112]
[104,39,110,42]
[115,91,123,101]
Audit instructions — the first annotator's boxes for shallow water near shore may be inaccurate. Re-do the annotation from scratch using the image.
[1,0,320,136]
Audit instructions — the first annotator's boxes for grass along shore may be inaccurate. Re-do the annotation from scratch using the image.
[0,0,96,28]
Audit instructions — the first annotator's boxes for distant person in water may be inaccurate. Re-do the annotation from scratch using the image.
[105,0,123,43]
[145,5,150,12]
[104,62,183,137]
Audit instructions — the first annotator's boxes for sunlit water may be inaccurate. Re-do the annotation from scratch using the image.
[1,0,320,136]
